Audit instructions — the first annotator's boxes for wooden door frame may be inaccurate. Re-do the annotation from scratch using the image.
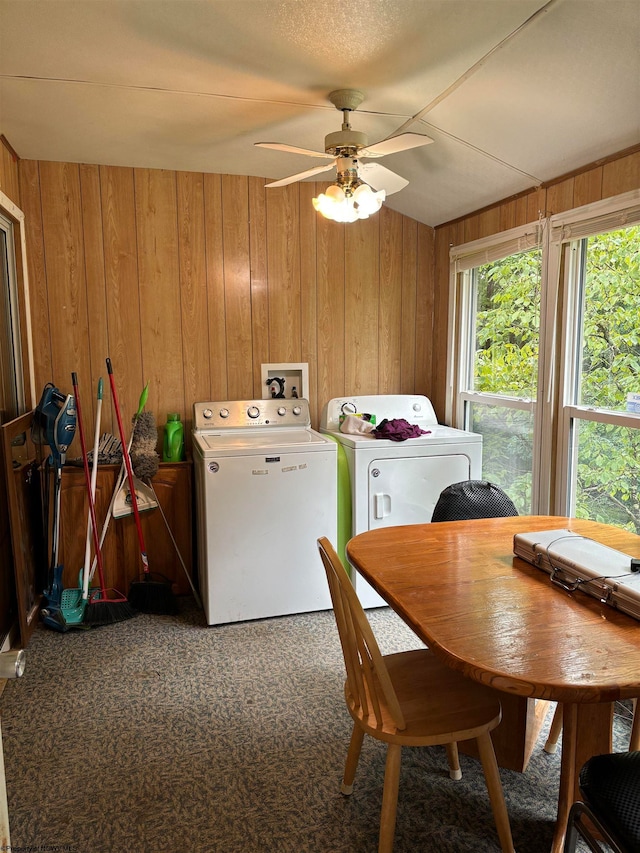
[0,190,35,414]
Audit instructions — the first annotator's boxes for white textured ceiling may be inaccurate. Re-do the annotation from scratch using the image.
[0,0,638,226]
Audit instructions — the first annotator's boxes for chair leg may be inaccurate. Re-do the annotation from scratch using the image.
[378,743,402,853]
[341,723,365,795]
[562,802,580,853]
[445,742,462,780]
[476,732,515,853]
[545,702,563,754]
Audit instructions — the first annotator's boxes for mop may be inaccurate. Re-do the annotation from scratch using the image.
[112,395,158,519]
[86,383,150,586]
[59,377,105,627]
[72,372,135,626]
[106,358,177,615]
[130,411,202,610]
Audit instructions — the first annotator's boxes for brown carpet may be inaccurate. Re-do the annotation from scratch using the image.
[0,599,632,852]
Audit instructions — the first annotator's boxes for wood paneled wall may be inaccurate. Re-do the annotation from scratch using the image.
[16,160,434,450]
[2,138,638,439]
[431,148,640,420]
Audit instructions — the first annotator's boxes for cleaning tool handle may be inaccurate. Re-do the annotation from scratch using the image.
[82,377,103,600]
[106,359,150,573]
[89,381,146,581]
[72,373,107,595]
[151,482,202,608]
[137,382,149,416]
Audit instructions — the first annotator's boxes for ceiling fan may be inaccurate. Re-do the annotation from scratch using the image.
[255,89,433,199]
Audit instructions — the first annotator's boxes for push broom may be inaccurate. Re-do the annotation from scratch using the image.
[106,358,177,614]
[130,410,203,609]
[72,372,135,626]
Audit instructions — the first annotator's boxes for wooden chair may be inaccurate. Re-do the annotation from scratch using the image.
[317,537,516,853]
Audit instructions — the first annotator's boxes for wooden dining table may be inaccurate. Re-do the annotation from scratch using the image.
[346,515,640,853]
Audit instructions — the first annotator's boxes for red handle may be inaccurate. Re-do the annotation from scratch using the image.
[106,359,149,573]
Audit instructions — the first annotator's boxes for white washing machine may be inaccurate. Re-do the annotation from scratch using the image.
[320,394,482,608]
[193,398,336,625]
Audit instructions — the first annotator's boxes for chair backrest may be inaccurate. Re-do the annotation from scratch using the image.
[431,479,519,522]
[317,537,406,731]
[579,751,640,850]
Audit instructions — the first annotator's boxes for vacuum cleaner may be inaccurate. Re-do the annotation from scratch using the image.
[31,383,77,630]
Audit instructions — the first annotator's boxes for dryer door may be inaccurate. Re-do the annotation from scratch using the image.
[368,454,471,529]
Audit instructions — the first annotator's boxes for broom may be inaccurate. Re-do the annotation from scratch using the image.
[87,383,148,587]
[106,358,177,615]
[72,372,135,626]
[131,411,203,609]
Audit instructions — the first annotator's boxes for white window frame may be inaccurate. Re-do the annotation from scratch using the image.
[553,189,640,515]
[447,221,549,511]
[447,188,640,519]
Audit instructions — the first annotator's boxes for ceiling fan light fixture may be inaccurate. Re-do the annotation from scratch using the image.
[312,181,385,223]
[325,184,346,202]
[352,183,386,216]
[312,188,357,223]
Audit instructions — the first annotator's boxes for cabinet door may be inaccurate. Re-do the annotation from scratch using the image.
[59,462,193,597]
[1,412,45,646]
[368,454,471,530]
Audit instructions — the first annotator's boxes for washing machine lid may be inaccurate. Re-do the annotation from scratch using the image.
[320,424,482,450]
[194,428,335,456]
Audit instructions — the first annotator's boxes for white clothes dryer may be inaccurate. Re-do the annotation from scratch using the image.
[193,399,336,625]
[320,394,482,608]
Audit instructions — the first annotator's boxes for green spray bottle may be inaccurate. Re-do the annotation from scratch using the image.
[163,413,184,462]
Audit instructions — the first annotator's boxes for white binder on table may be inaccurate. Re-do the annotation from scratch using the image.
[513,528,640,621]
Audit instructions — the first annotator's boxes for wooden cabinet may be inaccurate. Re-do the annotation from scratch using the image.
[58,461,194,597]
[1,413,45,647]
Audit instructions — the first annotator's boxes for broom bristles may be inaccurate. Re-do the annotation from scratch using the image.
[129,574,178,615]
[83,600,136,626]
[83,589,136,626]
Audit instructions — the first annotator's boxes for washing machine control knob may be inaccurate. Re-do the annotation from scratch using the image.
[277,407,286,416]
[247,406,260,419]
[292,406,302,416]
[413,403,421,412]
[203,408,214,419]
[219,408,229,418]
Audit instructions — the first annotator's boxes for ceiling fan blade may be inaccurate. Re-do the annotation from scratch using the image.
[265,162,336,188]
[360,132,434,158]
[255,142,333,159]
[358,163,409,196]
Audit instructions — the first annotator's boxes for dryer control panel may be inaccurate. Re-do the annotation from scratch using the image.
[193,399,310,431]
[320,394,438,432]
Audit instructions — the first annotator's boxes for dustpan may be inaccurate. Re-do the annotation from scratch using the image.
[113,474,158,518]
[60,574,88,626]
[56,573,99,629]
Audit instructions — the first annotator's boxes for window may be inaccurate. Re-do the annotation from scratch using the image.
[449,225,542,514]
[449,190,640,529]
[559,221,640,531]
